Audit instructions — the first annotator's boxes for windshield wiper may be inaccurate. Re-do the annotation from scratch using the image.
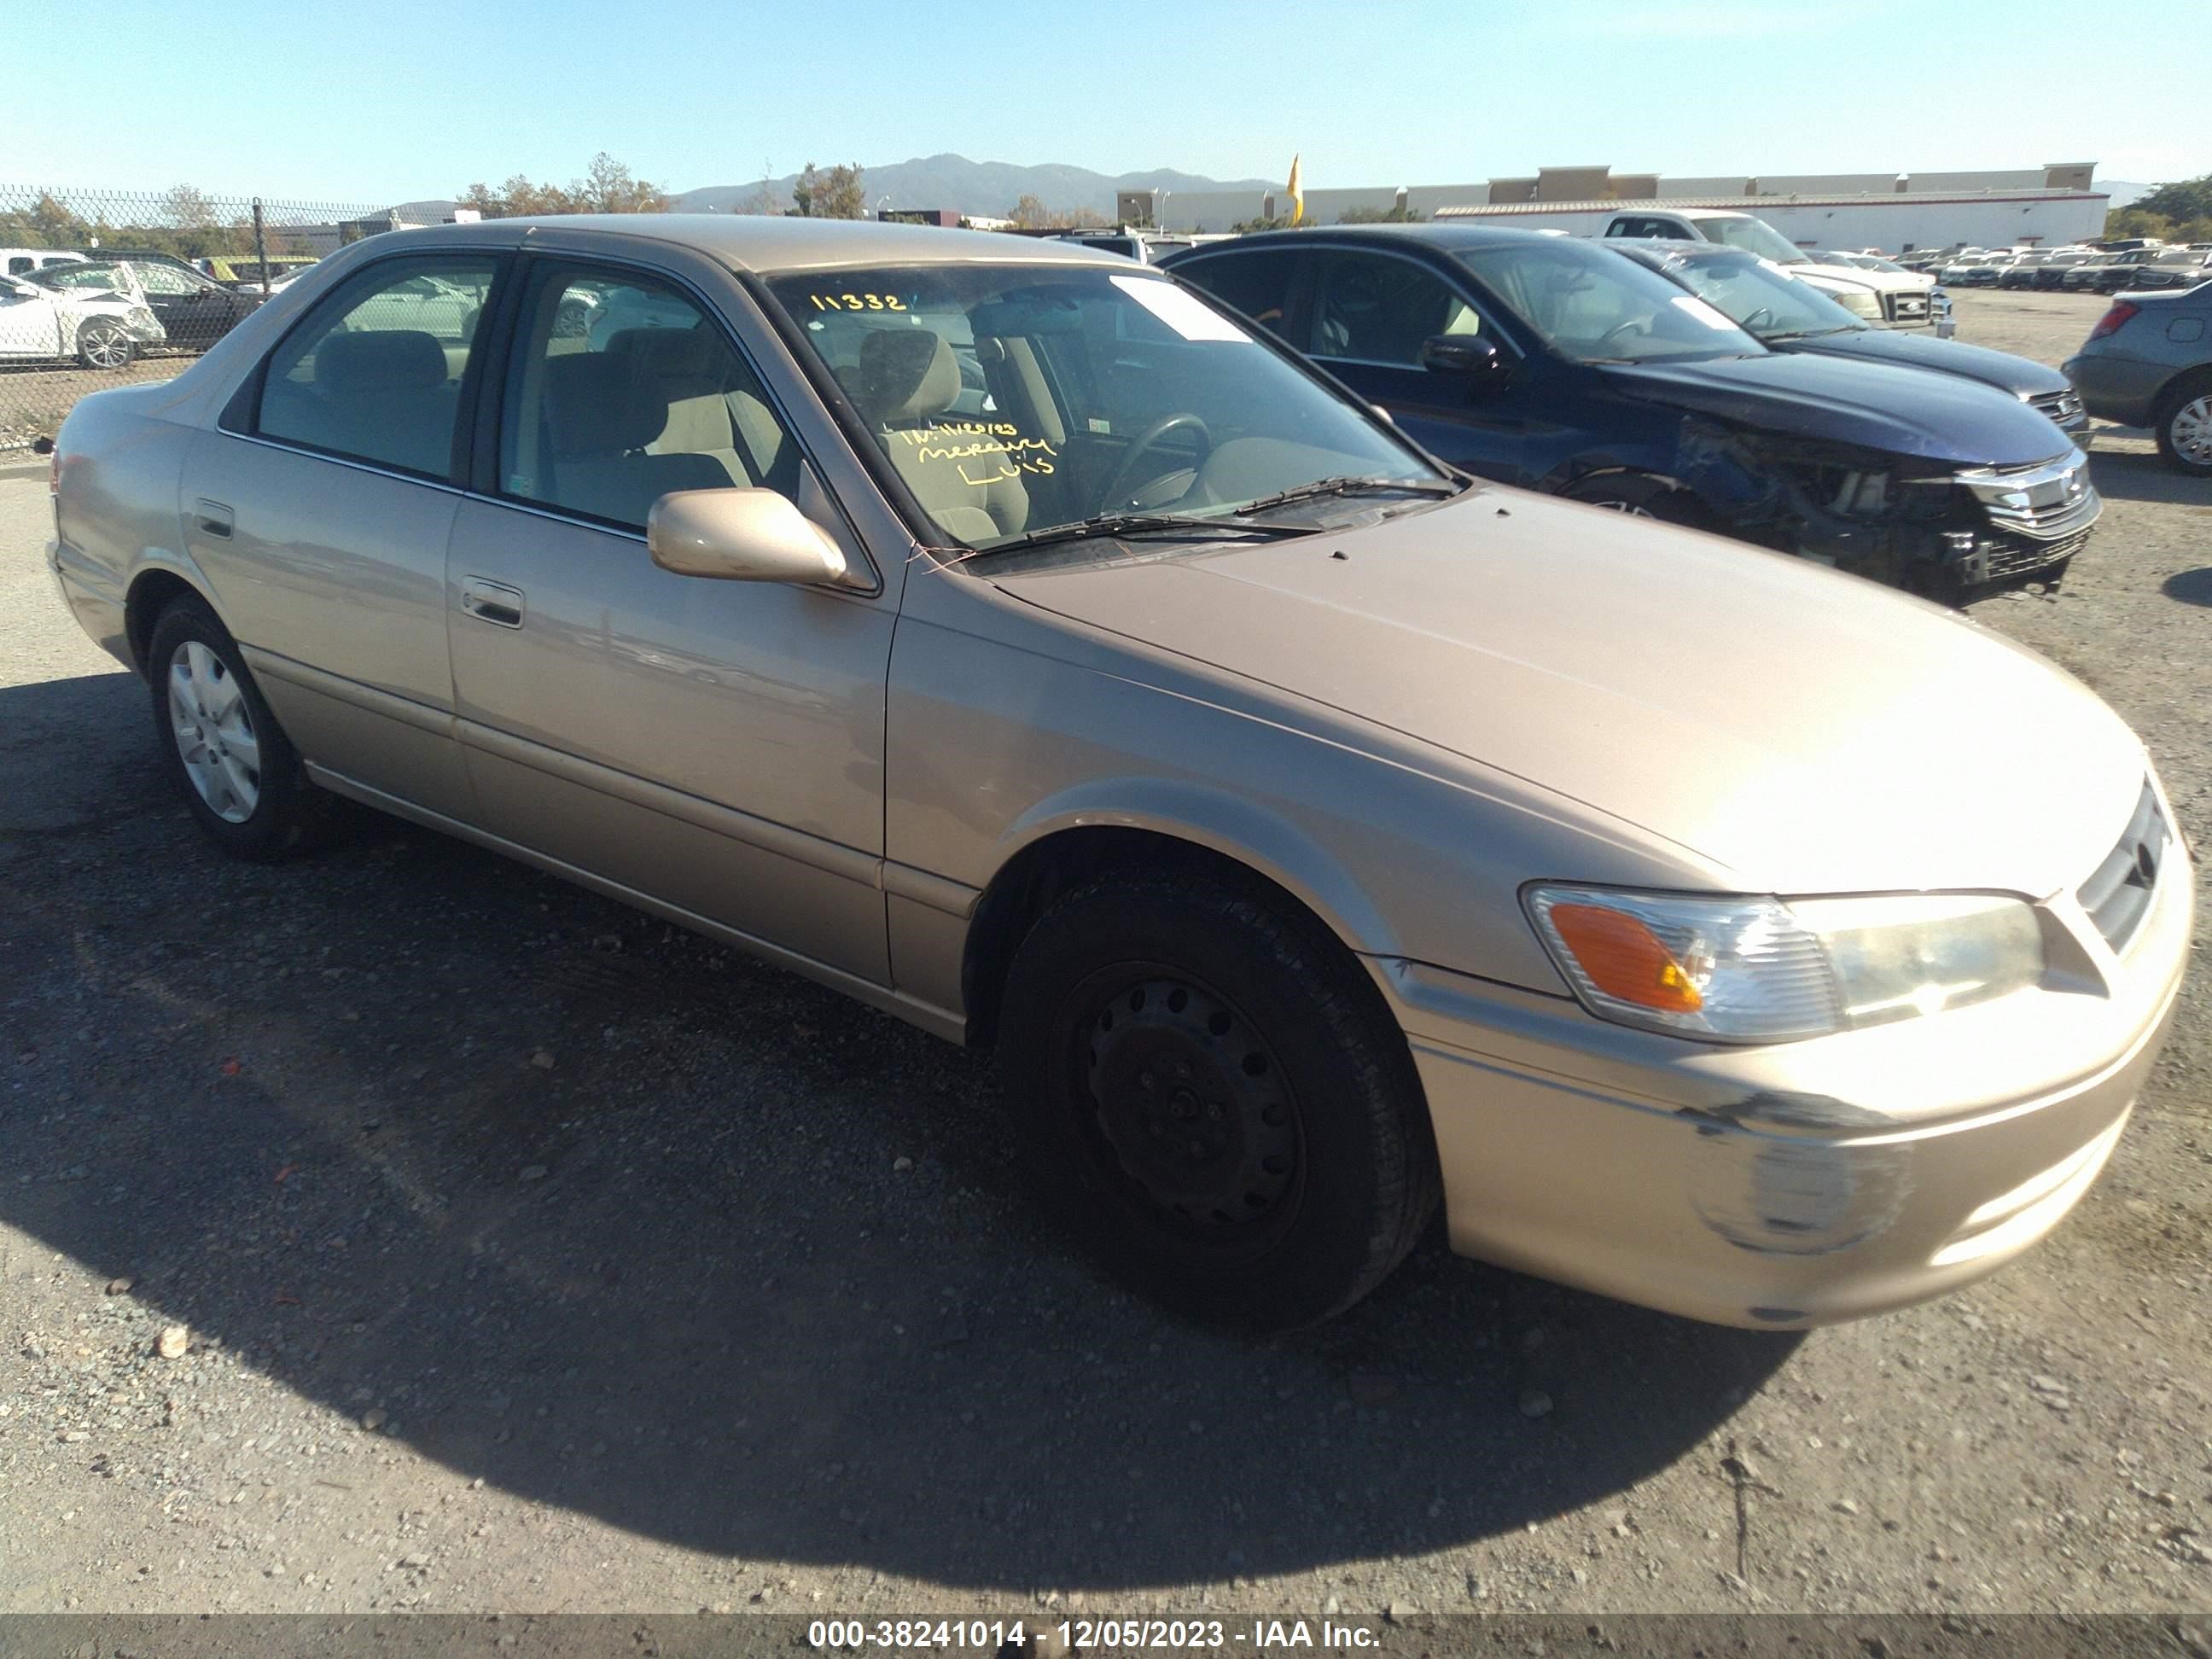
[963,512,1318,561]
[1227,474,1462,516]
[1767,325,1861,341]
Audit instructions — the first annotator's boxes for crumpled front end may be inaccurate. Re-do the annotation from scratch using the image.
[1666,422,2098,600]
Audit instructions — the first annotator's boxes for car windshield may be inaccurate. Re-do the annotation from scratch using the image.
[1454,241,1763,364]
[1649,252,1865,340]
[31,261,142,298]
[763,264,1443,554]
[1695,215,1808,265]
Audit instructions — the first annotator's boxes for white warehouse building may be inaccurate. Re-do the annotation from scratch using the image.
[1123,163,2110,252]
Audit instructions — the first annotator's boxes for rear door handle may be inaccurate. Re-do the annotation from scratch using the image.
[459,576,525,628]
[195,498,233,538]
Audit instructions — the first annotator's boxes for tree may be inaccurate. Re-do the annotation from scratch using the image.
[452,155,667,218]
[792,162,866,219]
[735,159,785,216]
[2133,174,2212,224]
[1007,193,1054,229]
[160,183,218,229]
[1338,203,1424,224]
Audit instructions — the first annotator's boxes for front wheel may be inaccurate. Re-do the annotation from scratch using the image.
[77,319,135,370]
[148,596,335,859]
[2154,376,2212,476]
[997,867,1439,1330]
[1563,472,1716,529]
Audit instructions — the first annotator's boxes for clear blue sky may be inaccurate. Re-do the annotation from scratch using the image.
[3,0,2204,205]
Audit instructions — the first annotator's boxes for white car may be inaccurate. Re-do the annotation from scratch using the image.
[0,268,166,369]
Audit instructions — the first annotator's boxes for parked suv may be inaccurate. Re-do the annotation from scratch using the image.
[1164,224,2095,599]
[2126,247,2212,292]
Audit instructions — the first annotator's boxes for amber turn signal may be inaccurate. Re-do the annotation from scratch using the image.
[1545,902,1705,1012]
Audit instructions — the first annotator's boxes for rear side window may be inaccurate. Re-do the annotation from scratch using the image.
[1309,251,1476,365]
[1173,250,1301,339]
[256,257,498,479]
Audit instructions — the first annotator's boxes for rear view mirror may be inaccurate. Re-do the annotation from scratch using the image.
[1420,335,1505,380]
[647,487,865,588]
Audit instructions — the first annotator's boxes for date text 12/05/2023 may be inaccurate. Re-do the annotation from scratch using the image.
[805,1617,1386,1650]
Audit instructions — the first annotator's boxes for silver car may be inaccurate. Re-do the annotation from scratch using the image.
[43,217,2191,1330]
[2065,281,2212,474]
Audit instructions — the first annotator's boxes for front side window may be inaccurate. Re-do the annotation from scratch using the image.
[765,263,1437,553]
[1309,252,1483,365]
[1456,241,1762,365]
[134,263,206,296]
[256,256,497,477]
[500,264,800,531]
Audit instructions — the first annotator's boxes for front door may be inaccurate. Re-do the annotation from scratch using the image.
[180,250,504,821]
[0,282,61,358]
[445,255,897,984]
[1302,248,1529,480]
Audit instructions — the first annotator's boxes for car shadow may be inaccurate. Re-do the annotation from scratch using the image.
[2086,446,2211,508]
[2162,568,2212,608]
[0,670,1797,1592]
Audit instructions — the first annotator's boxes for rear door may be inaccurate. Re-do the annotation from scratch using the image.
[443,250,899,984]
[182,250,505,821]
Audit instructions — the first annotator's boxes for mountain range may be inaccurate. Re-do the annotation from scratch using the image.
[672,154,1282,220]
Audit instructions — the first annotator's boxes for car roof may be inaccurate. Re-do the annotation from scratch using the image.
[1165,223,1575,259]
[381,214,1132,275]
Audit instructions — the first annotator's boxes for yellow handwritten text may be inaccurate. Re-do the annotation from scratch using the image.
[808,293,908,312]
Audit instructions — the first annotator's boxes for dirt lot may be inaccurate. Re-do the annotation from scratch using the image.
[2,290,2208,1621]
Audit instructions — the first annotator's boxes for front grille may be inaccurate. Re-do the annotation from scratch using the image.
[1884,291,1931,323]
[1981,522,2092,579]
[1956,452,2099,539]
[2029,389,2087,428]
[2077,783,2170,955]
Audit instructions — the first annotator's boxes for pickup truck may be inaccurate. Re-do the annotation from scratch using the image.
[1433,202,1949,332]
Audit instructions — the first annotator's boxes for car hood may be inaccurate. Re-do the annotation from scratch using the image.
[991,488,2145,899]
[1785,328,2070,399]
[1604,352,2069,466]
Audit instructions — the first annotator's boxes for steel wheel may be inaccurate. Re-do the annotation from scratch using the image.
[1073,967,1303,1243]
[79,321,132,370]
[166,640,261,824]
[2170,395,2212,468]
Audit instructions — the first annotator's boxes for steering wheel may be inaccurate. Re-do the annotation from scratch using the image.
[1741,306,1776,332]
[1099,412,1212,511]
[1600,317,1653,347]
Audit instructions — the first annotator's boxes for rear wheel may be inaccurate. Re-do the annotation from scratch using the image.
[77,319,135,370]
[997,867,1439,1331]
[2154,375,2212,476]
[147,596,335,859]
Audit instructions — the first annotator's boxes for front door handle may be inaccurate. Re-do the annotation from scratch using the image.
[195,498,233,538]
[460,576,525,628]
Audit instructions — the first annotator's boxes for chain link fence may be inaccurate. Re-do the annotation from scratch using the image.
[2,184,426,453]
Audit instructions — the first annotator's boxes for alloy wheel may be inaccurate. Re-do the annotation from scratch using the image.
[80,323,130,370]
[166,641,260,824]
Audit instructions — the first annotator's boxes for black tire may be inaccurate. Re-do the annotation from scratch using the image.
[997,866,1440,1330]
[1563,472,1716,529]
[2152,373,2212,477]
[76,319,135,370]
[147,595,336,860]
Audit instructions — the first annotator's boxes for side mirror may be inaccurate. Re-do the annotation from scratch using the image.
[647,487,864,588]
[1420,335,1505,381]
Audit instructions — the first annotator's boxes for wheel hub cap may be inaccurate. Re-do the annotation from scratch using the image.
[1084,976,1297,1231]
[166,640,260,824]
[2175,397,2212,466]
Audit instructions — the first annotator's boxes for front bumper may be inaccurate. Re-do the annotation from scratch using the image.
[1374,793,2191,1329]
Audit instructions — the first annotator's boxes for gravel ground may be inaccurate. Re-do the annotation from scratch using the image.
[1,358,182,455]
[2,291,2208,1621]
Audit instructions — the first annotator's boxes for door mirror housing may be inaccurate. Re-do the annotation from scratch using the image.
[647,487,864,588]
[1420,335,1506,382]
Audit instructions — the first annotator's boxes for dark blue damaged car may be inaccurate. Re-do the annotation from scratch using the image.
[1163,224,2098,601]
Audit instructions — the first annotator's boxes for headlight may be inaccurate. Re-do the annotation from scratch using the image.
[1831,288,1884,321]
[1524,885,2045,1042]
[128,306,156,325]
